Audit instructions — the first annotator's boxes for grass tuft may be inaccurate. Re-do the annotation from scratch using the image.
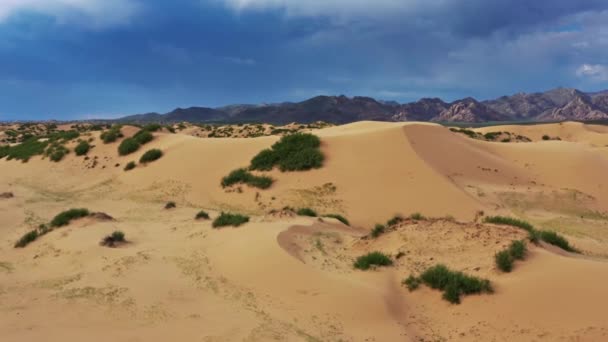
[296,208,317,217]
[371,224,386,238]
[118,138,140,156]
[495,250,514,272]
[418,264,492,304]
[139,149,163,163]
[195,210,210,220]
[483,216,534,232]
[221,168,273,189]
[212,212,250,228]
[50,208,90,228]
[353,251,393,270]
[323,214,349,226]
[124,161,136,171]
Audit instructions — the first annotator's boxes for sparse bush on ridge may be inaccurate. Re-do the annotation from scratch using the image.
[124,161,136,171]
[484,216,578,253]
[143,123,162,132]
[296,208,317,217]
[323,214,349,226]
[212,212,250,228]
[539,230,578,253]
[371,224,386,238]
[354,251,393,270]
[101,230,126,247]
[101,126,123,143]
[118,138,140,156]
[195,210,210,220]
[410,212,426,220]
[221,168,273,189]
[403,274,421,291]
[133,130,154,145]
[14,230,39,248]
[508,240,527,260]
[409,264,492,304]
[249,133,324,172]
[495,250,513,272]
[387,215,403,227]
[74,141,91,156]
[140,149,163,163]
[50,208,90,228]
[483,216,534,232]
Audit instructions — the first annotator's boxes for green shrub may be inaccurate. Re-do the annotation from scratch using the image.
[14,230,39,248]
[540,230,578,252]
[212,212,250,228]
[140,149,163,163]
[353,251,393,270]
[249,133,324,172]
[195,210,210,220]
[386,215,403,227]
[143,123,162,132]
[4,137,48,161]
[483,216,534,232]
[221,168,273,189]
[371,224,386,238]
[124,161,136,171]
[403,275,421,291]
[133,130,154,145]
[50,208,90,228]
[249,149,279,171]
[495,250,513,272]
[410,212,425,220]
[101,126,123,143]
[118,138,140,156]
[323,214,349,226]
[508,240,527,260]
[419,264,492,304]
[111,231,125,242]
[49,148,68,162]
[74,141,91,156]
[528,229,540,244]
[297,208,317,217]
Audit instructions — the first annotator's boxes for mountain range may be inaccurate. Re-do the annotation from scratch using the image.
[117,88,608,124]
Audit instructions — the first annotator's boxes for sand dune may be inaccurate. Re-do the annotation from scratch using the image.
[2,121,608,341]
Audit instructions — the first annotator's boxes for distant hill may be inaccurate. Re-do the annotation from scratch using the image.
[115,87,608,124]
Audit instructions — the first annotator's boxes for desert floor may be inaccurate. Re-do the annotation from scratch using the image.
[1,121,608,341]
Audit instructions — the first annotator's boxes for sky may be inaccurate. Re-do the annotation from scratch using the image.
[0,0,608,120]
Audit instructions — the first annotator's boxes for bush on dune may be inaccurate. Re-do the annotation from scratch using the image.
[323,214,349,226]
[249,133,324,172]
[124,161,136,171]
[296,208,317,217]
[195,210,210,220]
[371,224,386,238]
[74,141,91,156]
[414,264,493,304]
[133,130,154,145]
[140,149,163,163]
[14,230,39,248]
[539,230,578,253]
[118,138,140,156]
[483,216,534,232]
[495,250,513,272]
[221,168,273,189]
[212,212,250,228]
[353,251,393,270]
[50,208,90,228]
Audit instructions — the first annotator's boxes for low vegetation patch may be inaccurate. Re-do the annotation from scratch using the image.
[539,230,578,253]
[195,210,210,220]
[296,207,317,217]
[221,168,273,189]
[133,130,154,145]
[410,212,426,220]
[323,214,349,226]
[407,264,493,304]
[250,133,324,172]
[165,201,176,209]
[371,224,386,238]
[212,212,250,228]
[495,250,513,272]
[101,126,123,143]
[100,231,126,248]
[50,208,90,228]
[74,140,91,156]
[124,161,136,171]
[483,216,534,232]
[403,274,422,291]
[386,215,404,227]
[118,138,140,156]
[353,251,393,270]
[484,216,578,253]
[14,230,39,248]
[139,149,163,163]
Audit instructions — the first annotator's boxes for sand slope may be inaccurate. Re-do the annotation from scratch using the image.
[2,121,608,341]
